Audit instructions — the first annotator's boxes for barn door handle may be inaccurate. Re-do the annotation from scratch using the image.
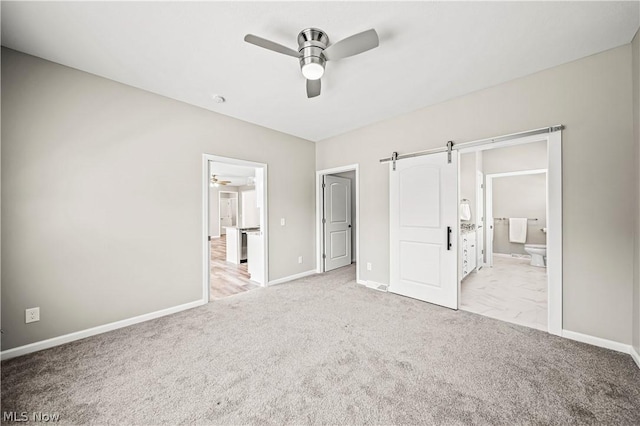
[447,226,452,250]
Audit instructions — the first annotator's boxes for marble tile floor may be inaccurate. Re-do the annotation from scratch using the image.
[460,255,547,331]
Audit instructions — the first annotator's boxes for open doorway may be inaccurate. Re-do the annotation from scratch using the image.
[316,165,359,282]
[458,137,559,333]
[202,155,268,301]
[383,126,561,335]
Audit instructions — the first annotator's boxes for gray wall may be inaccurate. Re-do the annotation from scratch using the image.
[633,30,640,355]
[332,171,357,262]
[316,45,634,345]
[482,141,548,256]
[482,141,547,174]
[492,174,547,255]
[460,143,547,228]
[1,48,316,351]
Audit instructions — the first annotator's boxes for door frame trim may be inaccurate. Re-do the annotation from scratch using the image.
[315,164,360,284]
[458,130,562,336]
[202,154,269,303]
[475,169,485,269]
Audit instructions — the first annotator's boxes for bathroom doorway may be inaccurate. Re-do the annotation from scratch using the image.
[457,132,561,334]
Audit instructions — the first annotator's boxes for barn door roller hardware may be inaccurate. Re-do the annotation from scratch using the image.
[380,125,564,167]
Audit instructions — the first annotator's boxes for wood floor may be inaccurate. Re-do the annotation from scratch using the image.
[210,235,259,300]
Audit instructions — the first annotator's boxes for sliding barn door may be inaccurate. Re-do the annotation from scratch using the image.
[389,152,458,309]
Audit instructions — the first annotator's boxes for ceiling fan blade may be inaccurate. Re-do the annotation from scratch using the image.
[306,79,321,98]
[244,34,299,58]
[323,29,379,61]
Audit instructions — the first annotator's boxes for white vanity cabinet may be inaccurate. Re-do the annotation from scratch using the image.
[462,231,477,279]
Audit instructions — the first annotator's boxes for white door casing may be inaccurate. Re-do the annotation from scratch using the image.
[389,152,459,309]
[476,170,485,268]
[324,175,352,271]
[202,154,269,303]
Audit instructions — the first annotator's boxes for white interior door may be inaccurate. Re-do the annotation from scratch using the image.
[389,152,458,309]
[324,175,352,271]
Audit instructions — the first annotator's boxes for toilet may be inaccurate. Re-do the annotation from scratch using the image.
[524,244,546,267]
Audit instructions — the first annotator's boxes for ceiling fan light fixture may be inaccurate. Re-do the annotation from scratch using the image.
[245,26,379,97]
[301,62,324,80]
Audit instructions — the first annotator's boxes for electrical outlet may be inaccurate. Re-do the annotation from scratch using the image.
[367,262,372,271]
[298,256,303,264]
[25,307,40,324]
[280,218,286,226]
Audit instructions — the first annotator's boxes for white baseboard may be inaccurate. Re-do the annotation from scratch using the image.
[631,346,640,369]
[268,269,316,286]
[357,279,388,292]
[364,280,389,292]
[493,253,531,259]
[561,329,631,354]
[1,299,207,361]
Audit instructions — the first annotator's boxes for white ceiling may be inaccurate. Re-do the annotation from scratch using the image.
[211,161,255,187]
[2,1,638,142]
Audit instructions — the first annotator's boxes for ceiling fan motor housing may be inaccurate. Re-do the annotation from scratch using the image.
[297,28,328,75]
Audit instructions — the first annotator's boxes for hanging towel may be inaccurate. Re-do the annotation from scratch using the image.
[509,218,528,243]
[460,203,472,221]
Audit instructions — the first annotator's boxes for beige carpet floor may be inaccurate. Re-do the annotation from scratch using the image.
[2,264,640,425]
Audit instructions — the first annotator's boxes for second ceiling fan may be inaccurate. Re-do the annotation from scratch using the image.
[244,27,379,98]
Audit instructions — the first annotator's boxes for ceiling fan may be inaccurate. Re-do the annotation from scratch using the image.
[244,27,379,98]
[210,175,231,187]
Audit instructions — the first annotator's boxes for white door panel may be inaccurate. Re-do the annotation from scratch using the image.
[390,152,458,309]
[400,166,441,227]
[400,242,441,286]
[324,175,352,271]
